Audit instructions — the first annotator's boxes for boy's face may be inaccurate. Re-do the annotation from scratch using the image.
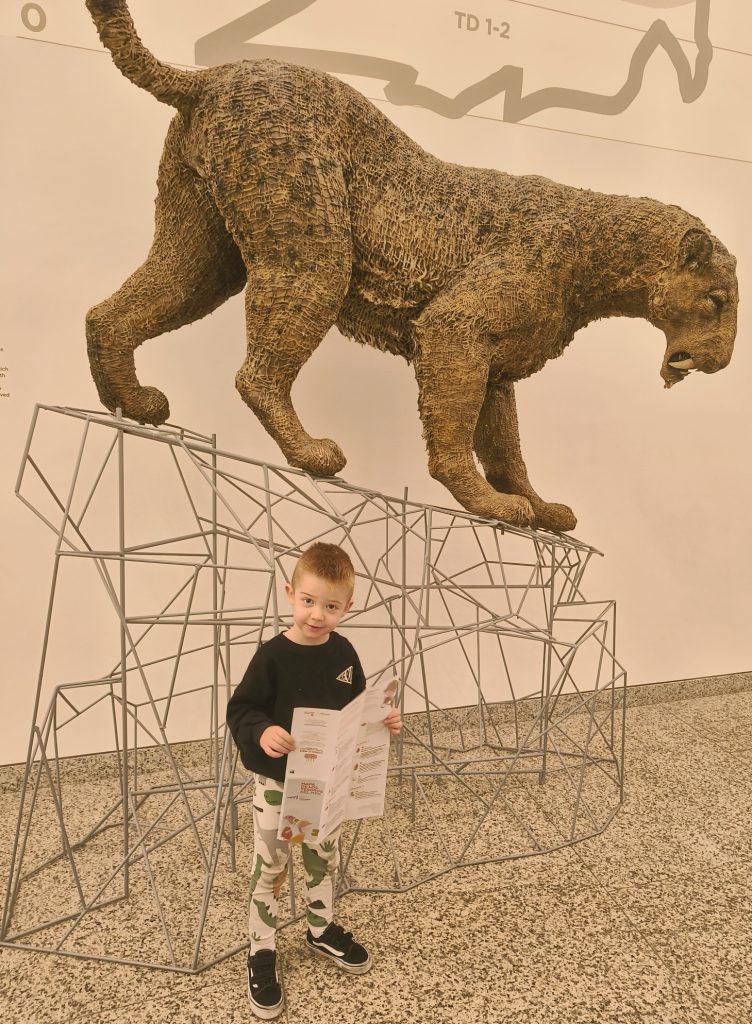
[284,573,353,645]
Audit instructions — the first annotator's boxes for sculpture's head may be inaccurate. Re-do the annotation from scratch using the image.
[648,228,738,389]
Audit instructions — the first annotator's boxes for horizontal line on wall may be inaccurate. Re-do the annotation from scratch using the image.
[471,0,752,59]
[440,102,752,166]
[506,0,693,38]
[12,33,752,166]
[12,33,195,68]
[11,21,752,61]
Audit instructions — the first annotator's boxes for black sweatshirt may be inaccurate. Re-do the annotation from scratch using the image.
[226,631,366,782]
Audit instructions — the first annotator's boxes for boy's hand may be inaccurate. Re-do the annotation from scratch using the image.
[383,707,402,735]
[260,725,295,757]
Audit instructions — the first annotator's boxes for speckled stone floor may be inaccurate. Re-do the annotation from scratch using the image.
[2,676,751,1024]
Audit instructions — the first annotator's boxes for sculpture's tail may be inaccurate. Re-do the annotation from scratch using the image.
[85,0,205,111]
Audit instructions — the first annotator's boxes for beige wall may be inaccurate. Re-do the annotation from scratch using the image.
[1,1,750,763]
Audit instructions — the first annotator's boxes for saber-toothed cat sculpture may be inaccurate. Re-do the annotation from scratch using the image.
[84,0,738,532]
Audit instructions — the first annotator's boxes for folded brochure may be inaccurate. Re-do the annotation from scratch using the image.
[277,677,399,842]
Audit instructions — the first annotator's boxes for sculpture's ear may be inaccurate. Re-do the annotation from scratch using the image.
[678,228,713,272]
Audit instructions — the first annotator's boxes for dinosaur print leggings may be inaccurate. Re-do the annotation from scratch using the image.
[249,774,340,953]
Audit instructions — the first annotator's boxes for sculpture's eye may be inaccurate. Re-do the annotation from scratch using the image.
[708,290,726,313]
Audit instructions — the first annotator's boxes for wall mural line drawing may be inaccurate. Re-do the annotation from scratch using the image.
[84,0,738,534]
[193,0,713,121]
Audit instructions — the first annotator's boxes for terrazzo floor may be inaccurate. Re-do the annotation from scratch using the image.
[2,683,751,1024]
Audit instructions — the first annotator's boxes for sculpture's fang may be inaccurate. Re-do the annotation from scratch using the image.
[667,352,695,370]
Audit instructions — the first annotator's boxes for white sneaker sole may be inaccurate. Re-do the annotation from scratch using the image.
[247,980,284,1019]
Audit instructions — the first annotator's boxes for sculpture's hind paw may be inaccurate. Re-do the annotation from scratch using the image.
[532,501,577,533]
[288,438,346,478]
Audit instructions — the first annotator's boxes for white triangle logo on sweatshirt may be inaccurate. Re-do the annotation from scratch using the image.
[336,666,353,684]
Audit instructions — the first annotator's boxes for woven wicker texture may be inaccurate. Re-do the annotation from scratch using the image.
[84,1,738,532]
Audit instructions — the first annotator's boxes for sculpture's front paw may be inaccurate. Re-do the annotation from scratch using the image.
[532,502,577,533]
[473,493,535,527]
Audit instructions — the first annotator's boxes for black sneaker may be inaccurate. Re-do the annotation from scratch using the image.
[306,922,372,974]
[247,948,284,1019]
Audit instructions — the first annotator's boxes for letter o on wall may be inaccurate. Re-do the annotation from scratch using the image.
[21,4,46,32]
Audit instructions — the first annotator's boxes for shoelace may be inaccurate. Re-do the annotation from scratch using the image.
[250,952,278,990]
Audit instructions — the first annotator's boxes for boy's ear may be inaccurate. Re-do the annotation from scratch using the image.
[284,582,294,603]
[344,597,354,613]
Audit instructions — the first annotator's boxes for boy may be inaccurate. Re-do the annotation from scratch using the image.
[227,542,402,1019]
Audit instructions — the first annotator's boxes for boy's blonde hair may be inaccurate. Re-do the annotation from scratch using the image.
[290,542,355,594]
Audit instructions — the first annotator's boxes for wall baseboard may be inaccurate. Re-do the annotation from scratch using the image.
[1,670,749,792]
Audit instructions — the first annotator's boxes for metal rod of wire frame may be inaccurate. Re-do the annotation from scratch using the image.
[1,406,626,973]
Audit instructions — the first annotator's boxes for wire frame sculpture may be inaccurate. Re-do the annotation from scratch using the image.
[1,406,626,972]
